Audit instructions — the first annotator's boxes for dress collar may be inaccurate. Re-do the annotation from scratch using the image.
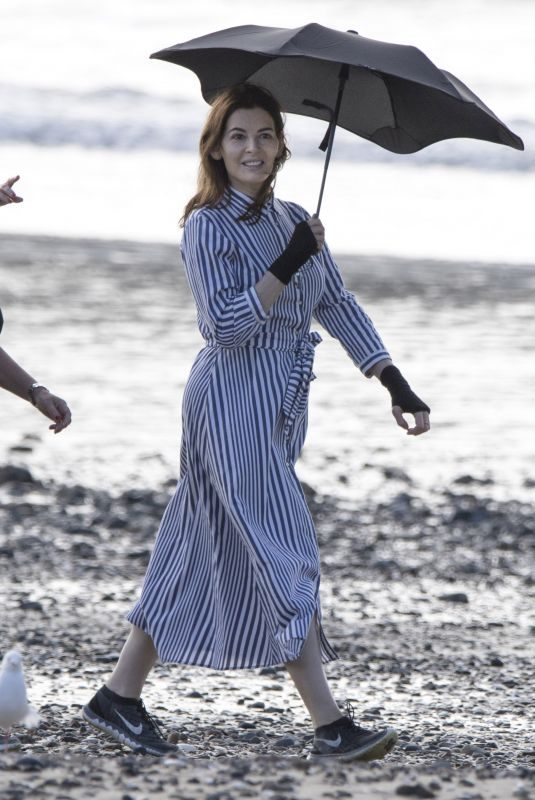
[223,185,276,218]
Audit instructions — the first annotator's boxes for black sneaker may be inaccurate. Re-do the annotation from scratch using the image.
[309,703,398,762]
[82,686,178,757]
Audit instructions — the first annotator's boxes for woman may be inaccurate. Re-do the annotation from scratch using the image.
[83,84,430,761]
[1,174,71,432]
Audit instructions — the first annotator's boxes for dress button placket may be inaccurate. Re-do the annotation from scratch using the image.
[295,273,303,312]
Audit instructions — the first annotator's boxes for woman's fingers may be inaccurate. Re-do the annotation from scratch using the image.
[52,399,72,433]
[392,405,409,430]
[0,176,23,204]
[392,406,431,436]
[307,217,325,250]
[37,392,72,432]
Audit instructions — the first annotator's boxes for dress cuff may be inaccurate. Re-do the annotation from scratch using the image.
[245,287,271,323]
[360,350,391,377]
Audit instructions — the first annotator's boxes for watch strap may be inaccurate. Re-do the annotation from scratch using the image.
[28,382,48,406]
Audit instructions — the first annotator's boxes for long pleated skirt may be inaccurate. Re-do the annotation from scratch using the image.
[128,332,338,669]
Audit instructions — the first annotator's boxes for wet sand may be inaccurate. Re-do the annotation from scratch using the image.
[1,467,534,799]
[2,233,535,502]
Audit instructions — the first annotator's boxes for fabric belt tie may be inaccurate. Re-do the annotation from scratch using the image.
[205,330,322,453]
[281,331,322,450]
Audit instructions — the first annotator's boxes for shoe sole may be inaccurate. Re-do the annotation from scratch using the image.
[81,705,172,757]
[308,727,398,763]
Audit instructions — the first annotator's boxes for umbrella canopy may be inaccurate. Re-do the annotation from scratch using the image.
[152,23,524,212]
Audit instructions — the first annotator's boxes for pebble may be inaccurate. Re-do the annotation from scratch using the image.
[0,465,35,484]
[273,736,300,749]
[513,784,531,798]
[238,733,263,744]
[437,592,469,603]
[177,743,196,755]
[14,755,46,772]
[396,783,436,798]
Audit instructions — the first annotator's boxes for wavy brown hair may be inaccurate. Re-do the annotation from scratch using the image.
[180,83,290,226]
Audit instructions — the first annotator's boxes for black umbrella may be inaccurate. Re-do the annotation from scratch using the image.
[151,23,524,214]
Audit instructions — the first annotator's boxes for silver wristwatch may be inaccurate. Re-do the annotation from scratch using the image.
[28,382,48,406]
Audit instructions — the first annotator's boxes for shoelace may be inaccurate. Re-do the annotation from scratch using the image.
[137,700,167,742]
[342,700,366,734]
[344,700,356,722]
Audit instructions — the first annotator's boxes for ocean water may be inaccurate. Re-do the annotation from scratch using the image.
[0,0,533,262]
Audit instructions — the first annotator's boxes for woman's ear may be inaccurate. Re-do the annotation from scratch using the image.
[210,149,222,161]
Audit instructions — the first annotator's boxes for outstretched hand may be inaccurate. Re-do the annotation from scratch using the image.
[34,389,72,433]
[0,176,23,206]
[392,406,430,436]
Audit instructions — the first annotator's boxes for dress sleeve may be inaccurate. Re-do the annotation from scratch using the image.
[313,243,390,376]
[181,211,269,347]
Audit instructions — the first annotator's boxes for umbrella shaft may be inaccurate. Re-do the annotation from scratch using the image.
[316,64,349,217]
[315,127,336,217]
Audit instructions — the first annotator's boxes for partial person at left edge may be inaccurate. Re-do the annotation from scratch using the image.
[1,175,71,433]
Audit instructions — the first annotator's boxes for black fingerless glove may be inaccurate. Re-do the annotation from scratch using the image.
[268,221,318,285]
[379,365,431,414]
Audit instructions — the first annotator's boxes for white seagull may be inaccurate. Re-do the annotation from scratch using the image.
[0,650,40,750]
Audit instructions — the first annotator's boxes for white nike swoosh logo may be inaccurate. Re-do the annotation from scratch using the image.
[114,709,143,736]
[316,733,342,748]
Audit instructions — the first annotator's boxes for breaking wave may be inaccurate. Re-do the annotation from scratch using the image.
[1,83,532,172]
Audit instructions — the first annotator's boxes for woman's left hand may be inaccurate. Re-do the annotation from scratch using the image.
[392,406,430,436]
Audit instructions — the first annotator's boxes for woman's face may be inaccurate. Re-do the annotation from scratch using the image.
[211,106,281,198]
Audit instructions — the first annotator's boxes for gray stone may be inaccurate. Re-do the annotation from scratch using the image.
[0,465,35,484]
[396,783,436,798]
[438,592,469,604]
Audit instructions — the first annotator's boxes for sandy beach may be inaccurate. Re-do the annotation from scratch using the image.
[1,234,535,798]
[1,464,534,799]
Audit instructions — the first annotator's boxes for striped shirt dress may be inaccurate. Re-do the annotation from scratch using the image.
[128,186,390,669]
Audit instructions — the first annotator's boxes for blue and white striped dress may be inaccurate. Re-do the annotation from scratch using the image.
[128,186,390,669]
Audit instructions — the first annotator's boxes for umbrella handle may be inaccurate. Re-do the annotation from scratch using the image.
[315,63,349,217]
[302,99,333,152]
